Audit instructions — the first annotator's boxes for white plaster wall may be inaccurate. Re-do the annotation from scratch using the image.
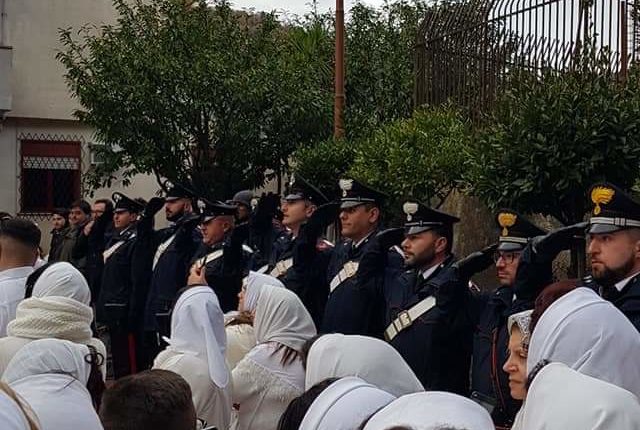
[6,0,118,120]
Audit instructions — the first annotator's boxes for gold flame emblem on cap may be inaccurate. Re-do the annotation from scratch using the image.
[591,186,615,215]
[498,212,517,237]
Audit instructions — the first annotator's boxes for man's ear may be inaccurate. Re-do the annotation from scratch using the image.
[306,204,317,218]
[434,235,448,254]
[368,206,380,224]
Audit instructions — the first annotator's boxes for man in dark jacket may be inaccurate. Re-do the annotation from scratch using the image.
[585,182,640,329]
[48,208,70,262]
[135,182,201,365]
[379,201,470,395]
[321,178,395,338]
[192,198,253,312]
[97,192,144,378]
[468,210,548,428]
[267,174,333,325]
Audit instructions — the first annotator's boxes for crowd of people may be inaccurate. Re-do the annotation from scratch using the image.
[0,175,640,429]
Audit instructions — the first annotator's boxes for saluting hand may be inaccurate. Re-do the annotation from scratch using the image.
[532,221,588,258]
[187,263,208,287]
[454,243,498,280]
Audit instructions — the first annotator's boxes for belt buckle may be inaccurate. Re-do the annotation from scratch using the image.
[397,310,412,329]
[344,262,357,277]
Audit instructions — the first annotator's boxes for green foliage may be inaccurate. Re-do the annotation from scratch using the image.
[292,137,356,201]
[466,46,640,225]
[349,107,470,217]
[345,0,429,138]
[58,0,332,198]
[294,107,470,216]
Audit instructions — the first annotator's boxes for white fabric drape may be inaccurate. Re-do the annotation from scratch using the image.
[241,271,284,313]
[363,391,494,430]
[253,284,316,353]
[527,287,640,397]
[160,286,229,388]
[517,362,640,430]
[305,334,424,397]
[300,376,396,430]
[31,262,91,305]
[2,338,102,430]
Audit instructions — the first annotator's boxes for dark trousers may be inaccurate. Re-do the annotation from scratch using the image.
[108,323,133,379]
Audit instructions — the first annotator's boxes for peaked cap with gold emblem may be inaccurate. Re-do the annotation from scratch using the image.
[338,178,387,209]
[495,209,546,251]
[285,174,329,205]
[402,200,460,235]
[588,182,640,234]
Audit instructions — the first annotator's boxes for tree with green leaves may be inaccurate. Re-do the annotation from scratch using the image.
[465,47,640,274]
[58,0,332,198]
[294,107,470,220]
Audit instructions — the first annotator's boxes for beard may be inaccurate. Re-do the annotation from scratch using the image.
[592,256,636,288]
[405,246,437,271]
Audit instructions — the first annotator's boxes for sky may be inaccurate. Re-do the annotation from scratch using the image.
[228,0,385,17]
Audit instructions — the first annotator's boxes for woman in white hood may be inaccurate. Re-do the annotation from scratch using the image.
[225,271,285,370]
[526,287,640,397]
[0,262,106,378]
[232,282,316,430]
[153,286,232,430]
[516,362,640,430]
[363,391,494,430]
[2,338,105,430]
[304,333,424,397]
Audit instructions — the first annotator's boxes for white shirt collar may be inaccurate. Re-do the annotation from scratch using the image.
[614,270,640,292]
[420,262,440,280]
[0,266,34,281]
[353,230,375,249]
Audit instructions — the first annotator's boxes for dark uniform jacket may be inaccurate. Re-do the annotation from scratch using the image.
[322,230,397,338]
[270,230,333,327]
[96,225,137,326]
[140,214,201,333]
[48,227,71,262]
[386,255,473,395]
[599,273,640,331]
[192,239,254,313]
[469,245,552,428]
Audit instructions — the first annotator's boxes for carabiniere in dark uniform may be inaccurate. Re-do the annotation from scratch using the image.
[382,201,470,395]
[469,209,549,428]
[267,174,333,326]
[586,182,640,330]
[322,179,388,338]
[97,192,145,378]
[191,198,254,313]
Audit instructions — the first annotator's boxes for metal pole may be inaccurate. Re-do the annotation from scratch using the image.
[621,0,628,83]
[334,0,345,139]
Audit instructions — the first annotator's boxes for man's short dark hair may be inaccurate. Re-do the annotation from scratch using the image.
[99,369,195,430]
[94,198,114,213]
[0,218,41,248]
[432,225,454,253]
[52,208,70,219]
[71,199,91,215]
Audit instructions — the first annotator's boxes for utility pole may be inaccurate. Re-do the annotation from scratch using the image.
[334,0,345,138]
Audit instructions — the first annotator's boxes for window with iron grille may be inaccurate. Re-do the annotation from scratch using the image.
[20,140,81,214]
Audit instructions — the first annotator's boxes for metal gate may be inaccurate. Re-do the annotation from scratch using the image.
[414,0,640,116]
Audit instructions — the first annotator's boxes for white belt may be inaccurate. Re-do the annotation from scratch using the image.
[384,296,436,342]
[196,249,224,267]
[103,240,125,262]
[256,265,269,274]
[153,234,176,269]
[329,261,359,293]
[270,258,293,278]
